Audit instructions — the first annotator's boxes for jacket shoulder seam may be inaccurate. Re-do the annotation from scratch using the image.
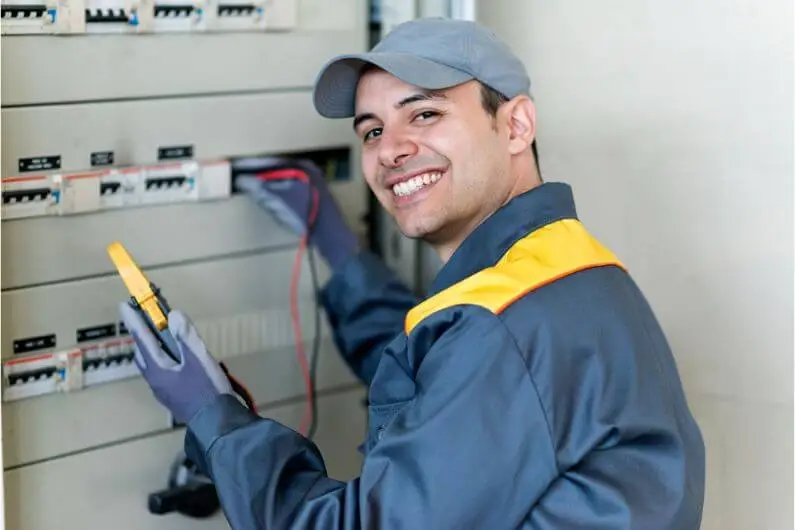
[494,313,560,475]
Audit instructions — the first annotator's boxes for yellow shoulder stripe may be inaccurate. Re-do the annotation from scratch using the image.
[404,218,625,335]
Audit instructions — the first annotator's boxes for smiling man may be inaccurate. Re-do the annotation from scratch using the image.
[120,17,706,529]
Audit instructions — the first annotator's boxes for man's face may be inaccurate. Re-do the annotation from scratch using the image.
[353,69,514,251]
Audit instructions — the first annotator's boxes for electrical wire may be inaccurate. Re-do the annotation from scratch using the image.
[220,361,258,414]
[254,167,321,440]
[306,242,321,441]
[302,166,323,441]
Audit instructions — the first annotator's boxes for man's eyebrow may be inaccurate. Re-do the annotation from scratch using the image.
[353,112,376,131]
[353,90,448,131]
[395,90,447,109]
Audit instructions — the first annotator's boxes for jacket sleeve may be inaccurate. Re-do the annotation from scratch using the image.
[183,308,558,530]
[319,251,419,385]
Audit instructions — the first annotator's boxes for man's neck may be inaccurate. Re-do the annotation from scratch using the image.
[433,219,482,263]
[432,177,542,263]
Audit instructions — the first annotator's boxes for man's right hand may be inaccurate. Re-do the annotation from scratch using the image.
[233,157,359,272]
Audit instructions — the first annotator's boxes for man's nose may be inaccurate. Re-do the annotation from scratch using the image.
[378,130,419,169]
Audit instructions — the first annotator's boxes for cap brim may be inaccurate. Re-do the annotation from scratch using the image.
[312,52,474,119]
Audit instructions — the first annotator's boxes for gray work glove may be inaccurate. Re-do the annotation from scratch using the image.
[233,157,359,272]
[119,302,232,425]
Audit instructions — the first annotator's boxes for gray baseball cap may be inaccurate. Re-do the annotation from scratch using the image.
[312,17,532,119]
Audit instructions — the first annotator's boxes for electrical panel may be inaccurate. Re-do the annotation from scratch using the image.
[2,0,370,527]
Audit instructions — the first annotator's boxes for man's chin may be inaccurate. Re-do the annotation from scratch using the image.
[395,218,444,242]
[393,219,426,239]
[386,200,449,241]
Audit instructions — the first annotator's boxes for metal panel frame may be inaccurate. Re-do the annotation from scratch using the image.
[4,388,366,529]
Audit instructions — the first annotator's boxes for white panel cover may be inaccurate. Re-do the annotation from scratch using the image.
[1,248,324,359]
[1,91,356,176]
[3,338,361,468]
[4,387,366,530]
[1,195,301,289]
[0,0,367,105]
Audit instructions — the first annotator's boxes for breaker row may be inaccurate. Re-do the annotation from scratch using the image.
[1,304,313,403]
[3,338,136,402]
[1,159,230,220]
[1,242,327,396]
[0,0,296,34]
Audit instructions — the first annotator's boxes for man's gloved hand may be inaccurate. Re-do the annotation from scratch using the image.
[119,302,232,425]
[233,157,359,271]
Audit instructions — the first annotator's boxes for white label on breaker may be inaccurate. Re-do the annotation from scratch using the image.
[59,173,102,215]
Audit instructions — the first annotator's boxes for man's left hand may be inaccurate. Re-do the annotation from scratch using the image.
[119,302,233,424]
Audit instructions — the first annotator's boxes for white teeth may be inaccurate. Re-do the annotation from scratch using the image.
[392,171,442,197]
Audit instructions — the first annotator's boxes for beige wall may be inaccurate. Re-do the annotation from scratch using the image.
[479,1,794,528]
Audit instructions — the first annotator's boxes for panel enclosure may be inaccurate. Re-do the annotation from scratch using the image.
[2,247,362,468]
[1,0,367,105]
[0,90,370,236]
[1,195,299,289]
[3,339,361,468]
[0,0,371,525]
[1,248,324,360]
[1,91,357,177]
[4,387,366,530]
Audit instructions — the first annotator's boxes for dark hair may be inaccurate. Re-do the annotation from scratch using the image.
[479,84,541,175]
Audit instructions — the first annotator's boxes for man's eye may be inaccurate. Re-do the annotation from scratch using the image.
[364,128,382,142]
[415,110,440,121]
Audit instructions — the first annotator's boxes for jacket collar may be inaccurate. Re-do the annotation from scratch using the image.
[427,182,579,297]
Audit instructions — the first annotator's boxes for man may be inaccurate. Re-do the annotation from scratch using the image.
[120,17,706,529]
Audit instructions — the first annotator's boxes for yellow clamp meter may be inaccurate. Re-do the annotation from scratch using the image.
[107,241,180,361]
[107,242,259,414]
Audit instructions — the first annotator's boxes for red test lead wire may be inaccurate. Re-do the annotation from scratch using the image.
[255,168,320,437]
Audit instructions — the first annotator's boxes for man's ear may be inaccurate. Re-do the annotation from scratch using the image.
[501,96,536,155]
